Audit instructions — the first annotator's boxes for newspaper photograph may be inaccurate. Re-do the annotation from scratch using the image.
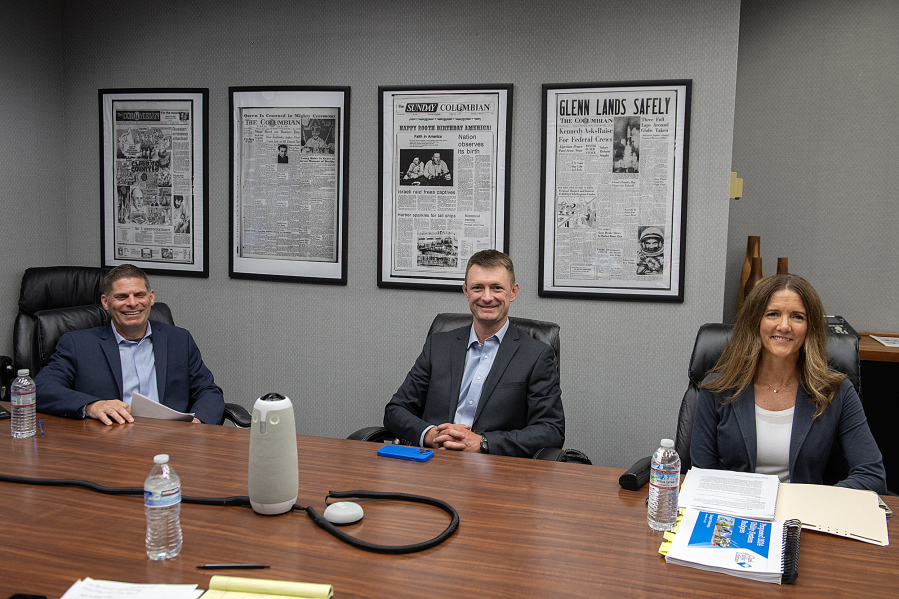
[540,81,691,301]
[230,87,348,284]
[101,90,208,275]
[379,85,512,289]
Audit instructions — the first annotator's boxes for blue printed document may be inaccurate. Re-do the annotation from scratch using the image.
[666,508,786,584]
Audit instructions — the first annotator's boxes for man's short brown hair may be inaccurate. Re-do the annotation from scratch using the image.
[465,249,515,287]
[104,264,151,296]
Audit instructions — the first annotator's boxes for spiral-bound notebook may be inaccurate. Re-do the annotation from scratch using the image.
[666,508,802,585]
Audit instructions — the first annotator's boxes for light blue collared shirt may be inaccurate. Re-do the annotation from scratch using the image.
[419,319,509,446]
[112,321,159,405]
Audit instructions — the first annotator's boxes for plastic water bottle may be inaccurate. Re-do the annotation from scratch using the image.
[10,369,36,438]
[647,438,681,531]
[144,454,182,560]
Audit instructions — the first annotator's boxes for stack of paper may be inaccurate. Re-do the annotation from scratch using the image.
[678,468,889,546]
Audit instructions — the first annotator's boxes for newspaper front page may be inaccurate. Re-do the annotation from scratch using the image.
[541,83,689,299]
[381,89,509,287]
[236,107,339,263]
[230,88,347,282]
[110,101,197,266]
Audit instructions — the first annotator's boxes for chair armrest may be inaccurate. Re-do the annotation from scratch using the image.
[619,456,652,490]
[533,447,566,461]
[347,426,401,443]
[222,402,251,428]
[0,355,13,401]
[533,448,593,463]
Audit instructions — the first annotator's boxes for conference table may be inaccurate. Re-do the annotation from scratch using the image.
[1,410,896,599]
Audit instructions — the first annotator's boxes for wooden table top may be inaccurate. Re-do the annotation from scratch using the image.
[1,410,897,598]
[858,331,899,363]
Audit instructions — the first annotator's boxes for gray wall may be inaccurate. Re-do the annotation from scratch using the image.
[2,0,741,468]
[0,2,68,360]
[727,0,899,330]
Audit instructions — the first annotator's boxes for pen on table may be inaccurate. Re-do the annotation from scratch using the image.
[196,564,271,570]
[38,420,44,436]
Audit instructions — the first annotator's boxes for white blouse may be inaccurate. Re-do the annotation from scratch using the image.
[755,404,795,482]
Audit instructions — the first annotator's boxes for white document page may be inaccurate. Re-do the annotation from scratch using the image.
[678,467,781,521]
[130,391,195,421]
[61,577,201,599]
[870,335,899,347]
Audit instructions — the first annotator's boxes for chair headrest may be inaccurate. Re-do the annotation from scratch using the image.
[688,323,733,386]
[427,313,561,368]
[19,266,109,316]
[688,322,861,396]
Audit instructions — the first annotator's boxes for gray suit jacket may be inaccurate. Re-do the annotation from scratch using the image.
[384,324,565,457]
[691,376,886,493]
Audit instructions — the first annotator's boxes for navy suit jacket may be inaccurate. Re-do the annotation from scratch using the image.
[35,322,224,424]
[384,324,565,457]
[691,376,886,493]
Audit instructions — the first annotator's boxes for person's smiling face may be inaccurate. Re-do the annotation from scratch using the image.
[102,277,155,339]
[759,289,808,362]
[463,265,519,335]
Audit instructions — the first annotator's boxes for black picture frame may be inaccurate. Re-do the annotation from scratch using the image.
[229,86,350,285]
[100,88,209,277]
[539,80,691,301]
[378,84,513,290]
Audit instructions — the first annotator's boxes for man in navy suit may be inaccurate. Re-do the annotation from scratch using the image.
[384,250,564,457]
[35,264,224,425]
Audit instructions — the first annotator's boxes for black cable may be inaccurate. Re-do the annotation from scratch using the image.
[0,475,458,553]
[301,489,459,554]
[0,473,251,506]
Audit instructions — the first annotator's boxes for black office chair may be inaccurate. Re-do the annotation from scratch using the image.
[620,322,862,488]
[349,313,590,463]
[0,266,250,427]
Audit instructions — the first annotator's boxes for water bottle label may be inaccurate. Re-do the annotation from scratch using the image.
[649,466,679,490]
[144,486,181,507]
[12,391,35,407]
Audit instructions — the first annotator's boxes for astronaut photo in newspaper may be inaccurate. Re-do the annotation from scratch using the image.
[636,226,665,275]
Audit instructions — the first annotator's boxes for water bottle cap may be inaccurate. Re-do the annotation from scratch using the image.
[17,369,29,376]
[153,454,170,464]
[660,439,674,448]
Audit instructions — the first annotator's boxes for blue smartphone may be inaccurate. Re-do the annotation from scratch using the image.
[377,445,434,462]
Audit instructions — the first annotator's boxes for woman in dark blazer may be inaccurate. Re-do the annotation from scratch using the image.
[691,274,886,493]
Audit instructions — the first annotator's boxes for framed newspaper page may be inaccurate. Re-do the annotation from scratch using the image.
[539,80,691,301]
[378,84,512,290]
[100,88,209,277]
[229,86,349,285]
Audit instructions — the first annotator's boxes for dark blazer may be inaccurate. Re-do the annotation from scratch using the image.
[35,322,224,424]
[691,376,886,493]
[384,324,565,457]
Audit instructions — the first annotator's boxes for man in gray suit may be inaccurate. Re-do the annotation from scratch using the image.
[384,250,564,457]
